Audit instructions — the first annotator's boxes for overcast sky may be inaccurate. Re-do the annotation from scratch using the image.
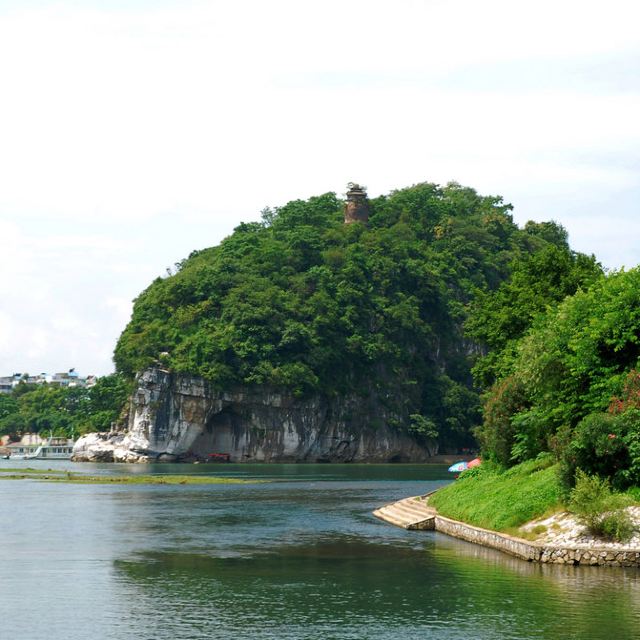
[1,0,639,377]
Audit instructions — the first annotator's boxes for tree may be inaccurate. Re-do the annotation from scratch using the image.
[0,374,130,437]
[466,242,602,387]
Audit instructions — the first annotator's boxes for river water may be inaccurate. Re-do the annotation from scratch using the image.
[1,462,640,640]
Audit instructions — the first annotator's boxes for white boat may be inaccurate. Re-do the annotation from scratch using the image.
[8,437,75,460]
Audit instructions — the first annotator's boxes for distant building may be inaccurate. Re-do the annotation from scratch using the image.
[344,182,370,224]
[0,376,13,393]
[0,373,46,393]
[85,375,98,388]
[50,370,77,387]
[0,369,96,393]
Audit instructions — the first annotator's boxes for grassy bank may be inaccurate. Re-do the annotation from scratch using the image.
[0,468,256,485]
[428,455,563,532]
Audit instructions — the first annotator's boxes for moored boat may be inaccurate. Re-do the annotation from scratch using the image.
[8,437,75,460]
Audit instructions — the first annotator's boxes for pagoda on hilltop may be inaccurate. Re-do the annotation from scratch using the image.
[344,182,370,224]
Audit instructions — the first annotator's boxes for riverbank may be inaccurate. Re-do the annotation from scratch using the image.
[432,496,640,566]
[374,455,640,567]
[519,506,640,550]
[374,495,640,567]
[429,455,562,532]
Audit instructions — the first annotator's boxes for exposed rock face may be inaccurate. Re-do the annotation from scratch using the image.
[73,432,143,463]
[73,367,435,463]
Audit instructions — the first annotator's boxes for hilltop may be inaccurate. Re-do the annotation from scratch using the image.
[111,182,600,456]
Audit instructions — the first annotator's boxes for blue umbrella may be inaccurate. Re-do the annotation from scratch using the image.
[448,461,469,473]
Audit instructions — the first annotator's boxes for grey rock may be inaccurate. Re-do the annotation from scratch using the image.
[75,367,436,463]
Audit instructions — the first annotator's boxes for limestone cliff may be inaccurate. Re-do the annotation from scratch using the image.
[73,368,435,463]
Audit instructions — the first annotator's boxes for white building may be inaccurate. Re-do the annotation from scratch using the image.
[0,369,95,393]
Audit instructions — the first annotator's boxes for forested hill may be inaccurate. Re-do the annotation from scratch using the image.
[114,182,601,448]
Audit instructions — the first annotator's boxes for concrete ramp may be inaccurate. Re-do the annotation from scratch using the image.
[373,496,436,530]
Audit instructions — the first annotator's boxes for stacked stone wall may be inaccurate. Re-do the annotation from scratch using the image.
[432,514,640,567]
[434,516,538,561]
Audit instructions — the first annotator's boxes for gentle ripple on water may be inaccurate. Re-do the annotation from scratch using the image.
[1,462,640,639]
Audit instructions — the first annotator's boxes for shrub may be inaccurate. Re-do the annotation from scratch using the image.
[609,369,640,414]
[561,409,640,491]
[620,410,640,486]
[568,470,634,542]
[599,513,635,542]
[510,408,548,463]
[476,375,528,466]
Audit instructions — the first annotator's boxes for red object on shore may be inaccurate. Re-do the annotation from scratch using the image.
[467,457,482,468]
[207,453,231,462]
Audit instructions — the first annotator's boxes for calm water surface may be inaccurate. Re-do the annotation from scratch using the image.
[1,462,639,639]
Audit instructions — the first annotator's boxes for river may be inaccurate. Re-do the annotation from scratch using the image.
[1,462,639,639]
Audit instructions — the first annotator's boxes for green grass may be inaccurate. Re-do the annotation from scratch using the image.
[429,455,564,532]
[0,470,256,485]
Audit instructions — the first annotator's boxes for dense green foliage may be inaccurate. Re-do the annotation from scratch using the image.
[478,267,640,489]
[0,374,130,438]
[466,224,602,387]
[429,455,562,531]
[114,182,597,448]
[559,407,640,491]
[568,470,634,542]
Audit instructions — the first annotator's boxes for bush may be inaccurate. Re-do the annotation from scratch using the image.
[621,410,640,486]
[599,513,635,542]
[561,409,640,491]
[476,375,528,466]
[568,470,634,542]
[510,408,548,463]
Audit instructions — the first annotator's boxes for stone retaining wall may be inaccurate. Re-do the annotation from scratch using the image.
[432,514,640,567]
[434,515,538,562]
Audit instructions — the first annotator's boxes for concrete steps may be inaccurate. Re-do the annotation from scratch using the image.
[373,496,436,530]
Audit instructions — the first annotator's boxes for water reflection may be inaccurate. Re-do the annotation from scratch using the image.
[115,536,640,640]
[2,464,639,640]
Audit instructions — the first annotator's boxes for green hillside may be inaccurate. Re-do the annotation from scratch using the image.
[113,182,600,449]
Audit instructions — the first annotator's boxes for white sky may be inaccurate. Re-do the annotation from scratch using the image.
[1,0,639,376]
